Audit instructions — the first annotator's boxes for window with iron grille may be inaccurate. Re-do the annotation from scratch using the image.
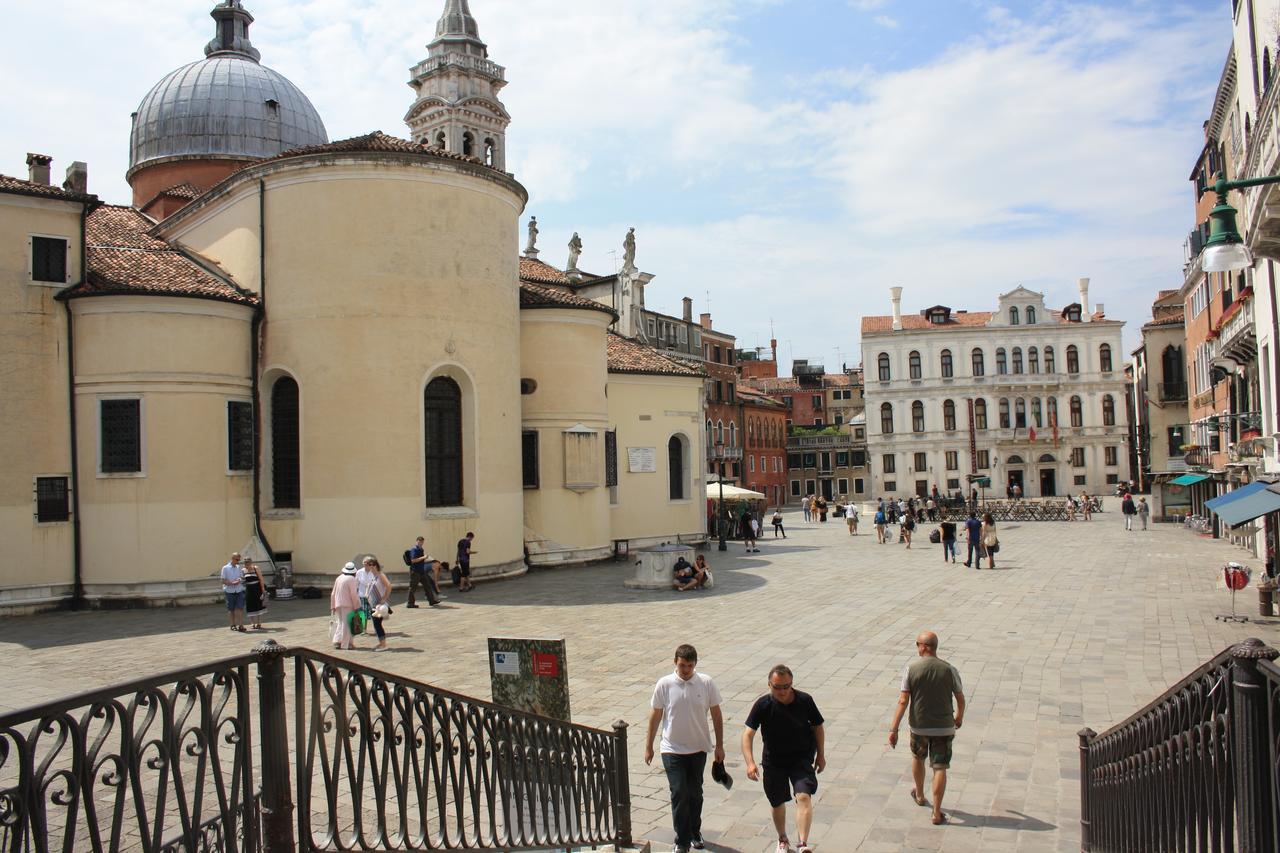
[100,399,141,473]
[605,430,618,487]
[271,378,301,508]
[227,401,254,472]
[884,480,897,491]
[1105,473,1119,484]
[31,236,67,283]
[35,476,70,522]
[1075,474,1087,485]
[424,377,463,506]
[947,478,960,489]
[521,430,539,488]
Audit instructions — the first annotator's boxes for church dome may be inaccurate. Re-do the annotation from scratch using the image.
[127,2,327,178]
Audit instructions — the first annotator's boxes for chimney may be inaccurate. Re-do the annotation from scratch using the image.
[890,286,903,331]
[770,338,777,362]
[682,296,693,322]
[63,161,88,195]
[1094,303,1104,318]
[26,153,52,185]
[1078,277,1091,322]
[700,312,712,330]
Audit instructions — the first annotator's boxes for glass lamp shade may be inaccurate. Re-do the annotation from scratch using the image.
[1203,241,1253,273]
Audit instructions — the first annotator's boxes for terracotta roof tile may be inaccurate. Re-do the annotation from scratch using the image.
[519,256,570,284]
[745,377,801,393]
[63,205,257,306]
[607,334,704,377]
[861,312,994,333]
[519,281,615,317]
[266,130,493,170]
[0,173,97,204]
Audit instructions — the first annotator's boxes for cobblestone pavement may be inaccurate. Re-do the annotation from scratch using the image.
[2,510,1277,851]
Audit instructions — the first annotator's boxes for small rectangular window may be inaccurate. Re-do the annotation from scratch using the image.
[227,401,254,472]
[521,430,539,488]
[913,452,927,471]
[883,454,896,473]
[838,478,848,494]
[100,399,141,473]
[31,236,68,283]
[1075,475,1087,485]
[977,450,990,469]
[788,453,802,469]
[791,479,802,496]
[1105,446,1118,466]
[884,480,897,492]
[947,477,960,490]
[35,476,70,523]
[1106,473,1119,484]
[854,478,864,493]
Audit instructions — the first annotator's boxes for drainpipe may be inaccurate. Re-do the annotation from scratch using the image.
[252,179,277,565]
[64,201,91,610]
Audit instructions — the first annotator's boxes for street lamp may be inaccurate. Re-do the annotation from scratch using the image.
[714,442,728,551]
[1202,173,1280,272]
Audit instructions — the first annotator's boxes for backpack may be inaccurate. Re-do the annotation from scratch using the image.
[403,549,413,567]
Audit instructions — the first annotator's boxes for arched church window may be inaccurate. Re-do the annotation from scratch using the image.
[271,376,300,509]
[669,435,687,500]
[424,377,463,506]
[462,131,475,157]
[484,137,496,166]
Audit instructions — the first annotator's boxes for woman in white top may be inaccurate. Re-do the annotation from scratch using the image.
[355,559,377,633]
[362,556,393,652]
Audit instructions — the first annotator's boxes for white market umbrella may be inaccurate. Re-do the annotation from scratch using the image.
[706,484,766,500]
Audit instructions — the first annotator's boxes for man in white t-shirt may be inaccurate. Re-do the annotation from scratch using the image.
[645,644,725,853]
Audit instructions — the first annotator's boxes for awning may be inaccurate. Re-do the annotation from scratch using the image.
[1170,473,1209,486]
[1206,481,1280,527]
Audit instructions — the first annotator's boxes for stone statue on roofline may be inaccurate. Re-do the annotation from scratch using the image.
[622,227,636,270]
[567,232,582,272]
[524,216,539,258]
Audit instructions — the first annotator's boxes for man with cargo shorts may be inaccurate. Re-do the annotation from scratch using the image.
[888,631,965,825]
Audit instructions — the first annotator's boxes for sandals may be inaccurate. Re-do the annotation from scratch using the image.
[910,789,927,807]
[932,813,948,825]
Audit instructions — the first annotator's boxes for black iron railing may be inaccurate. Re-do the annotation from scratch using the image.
[0,642,632,853]
[930,499,1099,523]
[293,651,626,852]
[1078,638,1280,852]
[0,654,259,853]
[1263,658,1280,852]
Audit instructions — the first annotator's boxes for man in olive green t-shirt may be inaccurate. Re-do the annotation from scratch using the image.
[888,631,966,825]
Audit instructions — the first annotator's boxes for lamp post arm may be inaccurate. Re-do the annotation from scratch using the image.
[1210,174,1280,198]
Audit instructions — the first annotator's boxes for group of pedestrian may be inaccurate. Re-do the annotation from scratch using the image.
[1120,492,1150,531]
[219,552,268,633]
[646,634,965,852]
[799,495,830,523]
[962,511,999,569]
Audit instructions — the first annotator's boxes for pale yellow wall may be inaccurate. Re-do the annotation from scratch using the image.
[0,195,83,596]
[607,372,706,544]
[71,296,255,591]
[167,158,528,578]
[169,188,262,293]
[519,310,612,554]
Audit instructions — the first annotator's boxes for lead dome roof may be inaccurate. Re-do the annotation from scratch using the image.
[128,2,327,176]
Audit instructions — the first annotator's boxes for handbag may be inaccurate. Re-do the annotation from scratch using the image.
[373,603,391,620]
[348,609,367,634]
[702,569,714,589]
[928,530,941,544]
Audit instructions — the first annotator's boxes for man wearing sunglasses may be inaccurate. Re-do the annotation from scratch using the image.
[888,630,965,826]
[741,665,826,853]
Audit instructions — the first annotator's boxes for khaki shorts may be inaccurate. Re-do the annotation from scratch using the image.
[909,733,954,769]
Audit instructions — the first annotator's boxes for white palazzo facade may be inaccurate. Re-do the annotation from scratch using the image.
[861,282,1128,500]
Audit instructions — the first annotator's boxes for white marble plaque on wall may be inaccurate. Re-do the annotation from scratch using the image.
[627,447,657,473]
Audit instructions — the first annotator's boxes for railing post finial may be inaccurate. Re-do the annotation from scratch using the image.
[255,640,296,853]
[1229,638,1277,852]
[1077,728,1096,852]
[611,720,633,849]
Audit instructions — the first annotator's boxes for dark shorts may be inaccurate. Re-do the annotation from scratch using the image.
[452,563,470,585]
[909,733,954,769]
[761,761,818,808]
[224,590,245,612]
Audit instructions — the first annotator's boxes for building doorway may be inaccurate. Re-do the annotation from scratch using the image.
[915,479,928,498]
[821,479,834,500]
[1007,469,1024,498]
[1039,469,1056,497]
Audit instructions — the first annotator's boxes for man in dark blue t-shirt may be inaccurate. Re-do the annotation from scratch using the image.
[963,512,983,568]
[454,532,476,592]
[741,665,825,853]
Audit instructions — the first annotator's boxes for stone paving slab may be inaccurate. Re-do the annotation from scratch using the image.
[0,511,1276,851]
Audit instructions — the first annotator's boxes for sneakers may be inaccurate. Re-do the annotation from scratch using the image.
[691,833,705,850]
[775,839,793,853]
[795,843,813,853]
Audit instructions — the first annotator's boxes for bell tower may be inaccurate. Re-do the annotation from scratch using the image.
[405,0,509,170]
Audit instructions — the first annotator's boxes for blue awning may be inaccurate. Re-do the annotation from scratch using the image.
[1170,473,1209,486]
[1206,482,1280,527]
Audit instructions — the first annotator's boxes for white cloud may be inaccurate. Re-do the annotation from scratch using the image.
[873,15,900,29]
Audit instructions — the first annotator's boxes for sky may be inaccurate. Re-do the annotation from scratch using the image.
[1,0,1232,373]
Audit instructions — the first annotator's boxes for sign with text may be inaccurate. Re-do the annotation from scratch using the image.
[487,637,570,721]
[627,447,657,473]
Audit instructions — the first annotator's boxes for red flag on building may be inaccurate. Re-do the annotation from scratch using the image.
[1029,426,1037,443]
[1050,413,1059,448]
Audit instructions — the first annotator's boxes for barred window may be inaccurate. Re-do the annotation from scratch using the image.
[35,476,70,522]
[271,378,300,508]
[227,401,254,472]
[521,430,539,489]
[605,430,618,487]
[100,399,141,473]
[31,236,67,283]
[424,377,463,506]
